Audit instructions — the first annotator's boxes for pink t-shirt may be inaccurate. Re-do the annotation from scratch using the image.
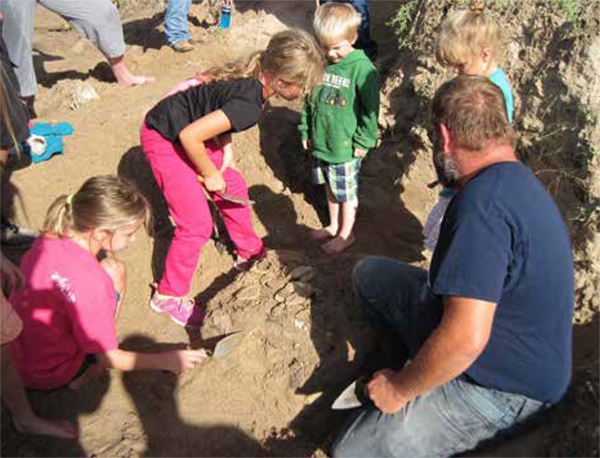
[10,236,119,389]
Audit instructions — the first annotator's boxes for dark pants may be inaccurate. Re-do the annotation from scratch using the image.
[319,0,378,60]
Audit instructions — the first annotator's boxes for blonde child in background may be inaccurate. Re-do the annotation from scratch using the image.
[423,0,514,252]
[142,29,325,326]
[299,2,380,254]
[8,176,206,391]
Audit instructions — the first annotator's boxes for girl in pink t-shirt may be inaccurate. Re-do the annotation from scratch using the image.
[10,176,207,390]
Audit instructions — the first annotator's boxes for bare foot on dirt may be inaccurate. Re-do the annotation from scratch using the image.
[14,414,77,439]
[117,74,156,86]
[109,56,156,86]
[321,234,355,255]
[309,226,337,241]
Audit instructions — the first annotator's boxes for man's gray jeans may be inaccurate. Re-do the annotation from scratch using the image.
[331,257,547,458]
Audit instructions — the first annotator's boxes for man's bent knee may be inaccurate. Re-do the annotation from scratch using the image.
[352,256,385,297]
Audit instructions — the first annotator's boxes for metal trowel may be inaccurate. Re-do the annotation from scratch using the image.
[332,376,375,410]
[207,331,247,359]
[197,175,255,205]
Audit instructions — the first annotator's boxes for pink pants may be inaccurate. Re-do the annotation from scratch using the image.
[141,123,263,297]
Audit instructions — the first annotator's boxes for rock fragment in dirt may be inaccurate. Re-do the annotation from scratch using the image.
[289,265,316,282]
[269,303,286,319]
[207,310,233,335]
[294,319,308,331]
[71,38,88,54]
[235,284,261,301]
[264,276,287,290]
[285,293,308,307]
[274,282,295,303]
[292,281,314,298]
[248,257,274,276]
[69,82,99,110]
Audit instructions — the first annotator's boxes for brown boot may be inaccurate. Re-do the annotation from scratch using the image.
[171,40,194,53]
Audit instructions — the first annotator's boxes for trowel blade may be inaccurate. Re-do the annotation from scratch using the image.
[212,331,246,359]
[332,381,362,410]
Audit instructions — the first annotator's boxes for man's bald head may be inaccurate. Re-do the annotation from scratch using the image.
[431,75,516,152]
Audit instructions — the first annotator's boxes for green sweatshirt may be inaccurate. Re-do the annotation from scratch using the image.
[298,49,380,164]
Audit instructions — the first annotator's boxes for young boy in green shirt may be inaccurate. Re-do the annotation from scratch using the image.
[299,2,380,254]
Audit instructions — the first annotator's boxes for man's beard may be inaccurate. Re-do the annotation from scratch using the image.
[433,150,461,187]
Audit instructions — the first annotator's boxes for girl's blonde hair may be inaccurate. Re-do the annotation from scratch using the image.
[205,29,325,93]
[436,0,504,68]
[43,175,151,238]
[313,2,361,46]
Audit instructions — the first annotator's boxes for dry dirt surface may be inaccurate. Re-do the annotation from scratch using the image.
[1,1,598,457]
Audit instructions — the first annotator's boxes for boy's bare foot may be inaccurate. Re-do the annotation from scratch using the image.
[321,234,355,255]
[13,414,77,439]
[309,226,337,241]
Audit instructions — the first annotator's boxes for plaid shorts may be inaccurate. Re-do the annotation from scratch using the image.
[313,158,363,203]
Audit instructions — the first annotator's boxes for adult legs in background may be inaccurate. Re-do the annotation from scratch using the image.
[38,0,154,85]
[0,0,37,100]
[165,0,193,51]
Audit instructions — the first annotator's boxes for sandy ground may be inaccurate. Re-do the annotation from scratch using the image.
[1,2,598,457]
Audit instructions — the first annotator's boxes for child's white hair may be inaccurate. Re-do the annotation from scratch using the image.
[313,2,361,45]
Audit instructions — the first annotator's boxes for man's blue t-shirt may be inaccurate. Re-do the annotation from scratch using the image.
[429,162,574,403]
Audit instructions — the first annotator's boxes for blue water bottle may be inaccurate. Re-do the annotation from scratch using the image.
[219,4,231,29]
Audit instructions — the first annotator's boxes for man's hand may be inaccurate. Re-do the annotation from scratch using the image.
[366,369,410,414]
[302,139,312,151]
[353,148,368,158]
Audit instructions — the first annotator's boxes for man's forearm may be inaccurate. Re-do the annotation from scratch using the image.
[392,323,483,401]
[393,296,496,402]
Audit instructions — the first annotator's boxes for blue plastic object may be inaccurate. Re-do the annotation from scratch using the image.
[25,122,74,163]
[219,5,231,29]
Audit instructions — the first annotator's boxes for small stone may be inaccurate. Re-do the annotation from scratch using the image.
[285,293,308,307]
[70,82,99,110]
[235,284,260,301]
[209,312,233,334]
[292,281,314,298]
[249,258,273,275]
[289,265,316,282]
[71,38,87,54]
[266,277,287,290]
[294,319,307,331]
[275,282,294,299]
[269,303,286,318]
